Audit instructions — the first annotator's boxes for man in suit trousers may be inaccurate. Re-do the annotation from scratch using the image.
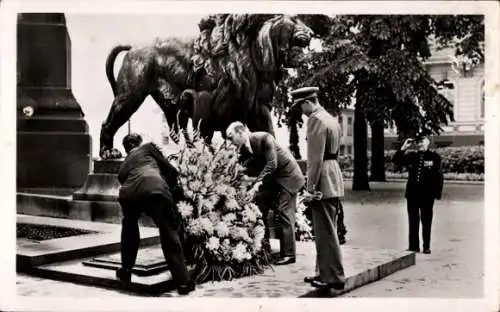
[393,136,444,254]
[116,133,194,295]
[226,121,305,265]
[290,86,345,290]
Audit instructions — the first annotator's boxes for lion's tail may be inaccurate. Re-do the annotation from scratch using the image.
[105,45,132,96]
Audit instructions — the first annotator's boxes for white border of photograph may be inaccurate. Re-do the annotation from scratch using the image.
[1,1,499,311]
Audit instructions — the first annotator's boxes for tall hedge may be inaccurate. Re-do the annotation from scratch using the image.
[338,146,484,174]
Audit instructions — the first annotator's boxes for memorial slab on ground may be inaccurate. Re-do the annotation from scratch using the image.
[17,215,159,271]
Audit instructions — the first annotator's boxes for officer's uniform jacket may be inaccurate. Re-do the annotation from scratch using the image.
[392,149,444,200]
[306,106,344,199]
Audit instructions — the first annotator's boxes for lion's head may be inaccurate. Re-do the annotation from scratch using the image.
[256,15,314,71]
[192,14,313,78]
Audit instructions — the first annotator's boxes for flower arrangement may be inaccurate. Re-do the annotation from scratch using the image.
[167,136,272,283]
[295,193,313,242]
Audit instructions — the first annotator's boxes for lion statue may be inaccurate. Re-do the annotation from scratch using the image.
[100,14,313,159]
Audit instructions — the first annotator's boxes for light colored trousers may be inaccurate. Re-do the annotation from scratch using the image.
[311,197,346,284]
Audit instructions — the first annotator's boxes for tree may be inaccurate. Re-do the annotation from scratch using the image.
[273,15,484,190]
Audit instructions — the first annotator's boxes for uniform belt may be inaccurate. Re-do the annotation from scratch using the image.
[324,153,338,160]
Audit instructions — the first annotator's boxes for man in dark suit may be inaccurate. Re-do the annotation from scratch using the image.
[116,133,194,295]
[393,136,444,254]
[226,121,305,265]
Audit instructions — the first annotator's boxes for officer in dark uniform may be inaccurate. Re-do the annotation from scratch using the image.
[393,136,444,254]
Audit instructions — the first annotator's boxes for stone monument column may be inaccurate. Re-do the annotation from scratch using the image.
[17,13,91,194]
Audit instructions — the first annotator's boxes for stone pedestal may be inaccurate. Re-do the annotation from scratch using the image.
[73,160,123,201]
[17,13,91,194]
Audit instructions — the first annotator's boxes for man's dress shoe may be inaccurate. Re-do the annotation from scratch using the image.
[274,256,296,265]
[177,281,196,295]
[304,276,321,283]
[311,279,345,290]
[116,268,132,283]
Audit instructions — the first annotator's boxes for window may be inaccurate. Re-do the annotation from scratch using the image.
[339,145,345,155]
[347,145,352,155]
[338,115,343,126]
[347,117,353,136]
[480,80,485,118]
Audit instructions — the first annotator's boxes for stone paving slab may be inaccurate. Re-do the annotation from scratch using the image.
[26,240,415,297]
[17,215,159,270]
[83,245,169,276]
[167,242,415,298]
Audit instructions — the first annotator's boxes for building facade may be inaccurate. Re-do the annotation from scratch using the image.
[339,108,355,156]
[368,47,485,150]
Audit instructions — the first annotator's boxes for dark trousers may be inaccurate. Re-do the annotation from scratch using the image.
[407,195,435,251]
[118,194,189,286]
[255,182,297,257]
[311,198,345,284]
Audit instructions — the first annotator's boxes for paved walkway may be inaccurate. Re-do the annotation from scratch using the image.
[341,181,484,297]
[16,181,485,298]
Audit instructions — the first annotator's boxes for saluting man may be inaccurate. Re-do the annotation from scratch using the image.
[393,136,444,254]
[289,86,345,290]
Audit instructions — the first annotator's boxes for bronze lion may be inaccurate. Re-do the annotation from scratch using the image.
[100,14,313,159]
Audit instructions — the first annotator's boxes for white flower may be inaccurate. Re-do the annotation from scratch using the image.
[202,198,215,213]
[188,165,198,175]
[215,221,230,237]
[241,208,257,223]
[177,201,194,218]
[180,163,188,173]
[226,187,237,198]
[252,238,262,252]
[225,197,240,211]
[189,180,202,192]
[207,211,220,223]
[184,190,194,199]
[214,184,228,195]
[203,173,214,186]
[222,213,237,223]
[198,217,214,235]
[187,219,204,236]
[206,236,220,251]
[232,242,251,262]
[253,225,266,242]
[247,203,262,218]
[22,106,34,117]
[230,226,252,243]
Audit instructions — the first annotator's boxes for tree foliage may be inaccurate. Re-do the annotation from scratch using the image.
[272,14,484,190]
[275,15,485,137]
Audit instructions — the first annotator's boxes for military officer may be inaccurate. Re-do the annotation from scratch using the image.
[289,86,345,290]
[393,136,444,254]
